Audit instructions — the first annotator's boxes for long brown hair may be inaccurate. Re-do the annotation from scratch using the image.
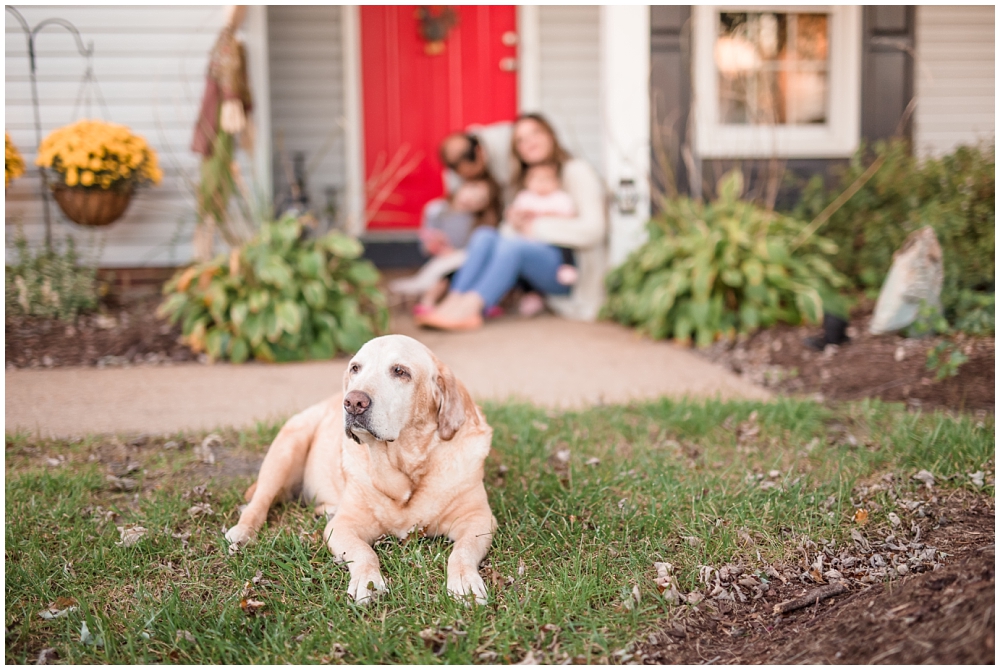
[509,113,572,195]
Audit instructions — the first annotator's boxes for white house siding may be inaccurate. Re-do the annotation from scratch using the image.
[537,6,603,177]
[5,5,228,267]
[914,5,995,157]
[266,6,346,231]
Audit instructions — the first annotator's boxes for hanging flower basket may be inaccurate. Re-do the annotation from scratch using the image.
[51,184,134,227]
[35,119,162,227]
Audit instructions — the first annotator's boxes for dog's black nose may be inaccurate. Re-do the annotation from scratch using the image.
[344,390,372,416]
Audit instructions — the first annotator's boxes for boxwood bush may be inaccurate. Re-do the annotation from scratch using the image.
[158,215,388,363]
[792,140,995,333]
[603,170,847,347]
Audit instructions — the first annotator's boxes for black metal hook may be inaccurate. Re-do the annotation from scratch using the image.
[5,6,98,251]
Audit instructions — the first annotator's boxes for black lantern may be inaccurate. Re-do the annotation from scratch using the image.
[616,178,640,215]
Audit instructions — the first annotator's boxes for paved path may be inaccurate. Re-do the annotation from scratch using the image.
[5,314,769,438]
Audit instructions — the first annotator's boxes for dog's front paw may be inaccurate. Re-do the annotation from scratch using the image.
[347,568,387,605]
[447,565,488,606]
[225,524,256,552]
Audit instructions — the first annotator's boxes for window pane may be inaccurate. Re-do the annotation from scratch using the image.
[717,12,829,125]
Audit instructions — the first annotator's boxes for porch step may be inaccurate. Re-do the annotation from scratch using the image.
[360,231,424,270]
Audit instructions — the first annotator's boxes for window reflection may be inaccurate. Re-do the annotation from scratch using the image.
[716,12,829,125]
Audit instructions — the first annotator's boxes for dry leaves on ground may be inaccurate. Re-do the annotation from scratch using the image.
[194,434,221,465]
[37,597,79,620]
[115,525,148,548]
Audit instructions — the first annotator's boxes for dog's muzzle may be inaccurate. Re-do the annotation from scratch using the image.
[344,390,373,443]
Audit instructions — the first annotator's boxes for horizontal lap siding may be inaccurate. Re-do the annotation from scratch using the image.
[914,6,995,157]
[5,5,226,267]
[266,6,345,228]
[538,6,603,176]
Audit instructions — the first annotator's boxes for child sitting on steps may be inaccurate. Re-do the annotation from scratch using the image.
[506,162,579,316]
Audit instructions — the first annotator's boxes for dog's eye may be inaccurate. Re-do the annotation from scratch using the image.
[392,365,411,379]
[350,364,360,374]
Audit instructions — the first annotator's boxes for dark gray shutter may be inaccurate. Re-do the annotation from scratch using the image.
[861,6,916,145]
[650,6,692,203]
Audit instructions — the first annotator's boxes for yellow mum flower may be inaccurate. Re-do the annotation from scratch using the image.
[6,133,26,187]
[36,119,162,190]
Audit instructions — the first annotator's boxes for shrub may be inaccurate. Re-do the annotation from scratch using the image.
[5,230,99,321]
[604,170,847,347]
[158,215,388,363]
[793,140,995,332]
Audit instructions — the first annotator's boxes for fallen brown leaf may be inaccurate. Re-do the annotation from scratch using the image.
[38,597,79,620]
[36,648,59,664]
[115,525,148,548]
[240,598,265,616]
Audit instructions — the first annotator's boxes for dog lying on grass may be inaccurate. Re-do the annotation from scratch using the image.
[225,334,496,605]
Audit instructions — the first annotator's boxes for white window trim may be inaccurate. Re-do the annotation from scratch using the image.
[692,5,862,159]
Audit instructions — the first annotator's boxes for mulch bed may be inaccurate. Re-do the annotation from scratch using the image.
[698,301,995,413]
[637,490,995,664]
[5,291,192,369]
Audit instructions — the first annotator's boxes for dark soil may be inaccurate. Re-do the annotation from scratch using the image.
[699,302,995,413]
[637,491,995,665]
[5,291,192,369]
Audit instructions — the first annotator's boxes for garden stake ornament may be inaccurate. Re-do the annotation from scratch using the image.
[191,5,254,262]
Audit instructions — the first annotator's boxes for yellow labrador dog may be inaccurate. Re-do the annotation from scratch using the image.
[225,334,496,604]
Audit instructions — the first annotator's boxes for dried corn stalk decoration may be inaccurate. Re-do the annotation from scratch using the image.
[191,5,254,261]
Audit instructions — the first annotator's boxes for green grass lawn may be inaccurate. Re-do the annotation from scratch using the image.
[4,398,993,664]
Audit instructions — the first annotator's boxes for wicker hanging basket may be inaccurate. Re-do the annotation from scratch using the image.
[52,184,134,227]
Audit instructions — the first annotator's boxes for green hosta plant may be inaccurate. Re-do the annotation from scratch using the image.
[158,215,388,363]
[604,170,847,347]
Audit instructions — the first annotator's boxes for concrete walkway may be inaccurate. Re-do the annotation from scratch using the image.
[5,314,769,438]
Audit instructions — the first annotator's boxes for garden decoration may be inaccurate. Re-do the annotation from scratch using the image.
[191,5,254,262]
[794,140,994,335]
[35,119,163,227]
[6,133,25,188]
[869,226,944,335]
[416,6,458,55]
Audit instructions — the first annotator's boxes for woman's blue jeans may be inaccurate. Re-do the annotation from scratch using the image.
[450,227,571,309]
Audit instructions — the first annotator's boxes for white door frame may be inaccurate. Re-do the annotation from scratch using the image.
[244,6,272,208]
[341,5,366,237]
[517,6,541,113]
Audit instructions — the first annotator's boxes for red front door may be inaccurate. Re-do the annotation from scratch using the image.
[360,6,518,230]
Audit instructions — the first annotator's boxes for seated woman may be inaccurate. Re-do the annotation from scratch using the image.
[389,124,510,312]
[416,113,607,331]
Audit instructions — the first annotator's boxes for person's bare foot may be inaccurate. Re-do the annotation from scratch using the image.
[417,292,485,331]
[556,265,578,286]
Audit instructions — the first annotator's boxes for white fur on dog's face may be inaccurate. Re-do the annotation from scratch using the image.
[343,335,440,444]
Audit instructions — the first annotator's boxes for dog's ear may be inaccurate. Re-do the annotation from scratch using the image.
[434,358,467,441]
